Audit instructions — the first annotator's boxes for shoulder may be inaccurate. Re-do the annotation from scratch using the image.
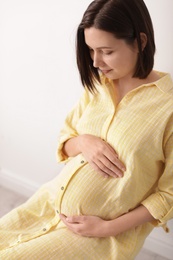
[152,72,173,112]
[155,72,173,96]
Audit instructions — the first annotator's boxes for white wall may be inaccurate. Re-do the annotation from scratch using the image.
[0,0,173,258]
[0,0,90,194]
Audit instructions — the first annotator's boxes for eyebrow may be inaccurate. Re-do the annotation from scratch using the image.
[86,44,113,50]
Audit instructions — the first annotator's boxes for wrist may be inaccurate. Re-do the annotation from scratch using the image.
[63,136,83,157]
[103,205,155,237]
[101,219,119,237]
[76,134,87,153]
[76,135,83,153]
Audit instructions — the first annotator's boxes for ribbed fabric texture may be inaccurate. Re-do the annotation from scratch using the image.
[0,72,173,260]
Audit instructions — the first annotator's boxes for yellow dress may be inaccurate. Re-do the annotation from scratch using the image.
[0,72,173,260]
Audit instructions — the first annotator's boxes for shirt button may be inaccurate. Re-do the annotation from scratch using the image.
[81,160,85,164]
[43,228,47,232]
[56,210,59,214]
[61,186,64,190]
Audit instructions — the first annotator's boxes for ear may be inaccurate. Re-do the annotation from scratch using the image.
[140,32,147,51]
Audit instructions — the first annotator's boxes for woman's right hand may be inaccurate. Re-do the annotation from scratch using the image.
[77,134,126,178]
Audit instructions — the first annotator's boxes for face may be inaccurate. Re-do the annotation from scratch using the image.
[84,27,138,81]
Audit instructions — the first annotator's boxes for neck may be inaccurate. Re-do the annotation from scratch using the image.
[113,71,160,103]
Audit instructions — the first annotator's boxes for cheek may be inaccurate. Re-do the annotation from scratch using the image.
[124,50,138,66]
[106,55,126,68]
[103,55,118,67]
[103,48,137,69]
[113,52,137,69]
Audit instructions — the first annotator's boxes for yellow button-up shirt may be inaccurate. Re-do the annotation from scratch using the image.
[0,72,173,260]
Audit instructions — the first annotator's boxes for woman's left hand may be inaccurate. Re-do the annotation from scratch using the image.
[59,214,108,237]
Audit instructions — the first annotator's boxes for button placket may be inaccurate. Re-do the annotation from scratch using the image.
[55,154,87,216]
[55,184,67,214]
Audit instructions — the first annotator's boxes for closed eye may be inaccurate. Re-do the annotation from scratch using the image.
[89,49,113,55]
[103,51,113,55]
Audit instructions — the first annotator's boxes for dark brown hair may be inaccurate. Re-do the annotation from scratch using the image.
[76,0,156,92]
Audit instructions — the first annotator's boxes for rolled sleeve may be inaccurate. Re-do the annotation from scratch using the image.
[57,133,78,163]
[142,132,173,228]
[142,193,173,227]
[56,88,93,163]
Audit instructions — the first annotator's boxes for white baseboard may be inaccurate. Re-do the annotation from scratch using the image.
[0,168,173,259]
[0,168,40,197]
[143,235,173,260]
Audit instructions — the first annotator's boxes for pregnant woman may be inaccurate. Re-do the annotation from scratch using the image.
[0,0,173,259]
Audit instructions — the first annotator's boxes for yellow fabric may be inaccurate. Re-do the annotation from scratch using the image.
[0,71,173,260]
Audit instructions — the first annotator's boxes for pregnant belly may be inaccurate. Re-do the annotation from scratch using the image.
[60,163,129,220]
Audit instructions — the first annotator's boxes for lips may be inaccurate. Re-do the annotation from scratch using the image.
[100,69,112,74]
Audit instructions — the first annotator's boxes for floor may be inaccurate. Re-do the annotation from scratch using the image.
[0,185,170,260]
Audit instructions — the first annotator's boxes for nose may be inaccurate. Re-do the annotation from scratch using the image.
[92,51,103,68]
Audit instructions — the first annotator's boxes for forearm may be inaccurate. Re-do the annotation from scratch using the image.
[62,134,102,157]
[62,136,82,157]
[104,205,155,237]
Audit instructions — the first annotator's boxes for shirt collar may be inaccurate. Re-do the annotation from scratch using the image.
[100,71,173,95]
[153,72,173,94]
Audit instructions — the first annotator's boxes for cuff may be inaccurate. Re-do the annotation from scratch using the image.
[141,192,173,230]
[56,134,77,163]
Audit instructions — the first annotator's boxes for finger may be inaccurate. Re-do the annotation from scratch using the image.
[103,148,126,171]
[59,214,74,229]
[102,141,120,160]
[66,215,85,223]
[89,161,109,178]
[59,214,68,223]
[59,214,79,232]
[99,156,125,176]
[104,142,119,157]
[97,159,123,178]
[91,156,123,178]
[90,160,119,178]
